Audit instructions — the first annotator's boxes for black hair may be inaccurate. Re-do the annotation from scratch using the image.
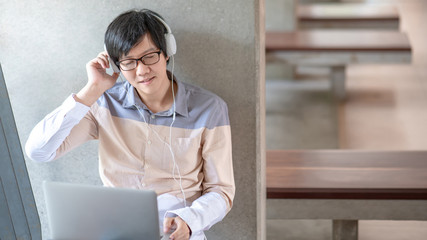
[104,9,168,66]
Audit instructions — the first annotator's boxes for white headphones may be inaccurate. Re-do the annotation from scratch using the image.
[152,15,177,57]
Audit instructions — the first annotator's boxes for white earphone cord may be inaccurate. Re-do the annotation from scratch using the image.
[117,54,187,208]
[169,55,188,207]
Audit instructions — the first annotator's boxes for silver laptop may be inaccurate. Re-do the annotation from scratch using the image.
[43,181,160,240]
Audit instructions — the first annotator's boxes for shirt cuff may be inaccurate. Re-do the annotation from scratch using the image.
[165,192,228,235]
[65,94,91,120]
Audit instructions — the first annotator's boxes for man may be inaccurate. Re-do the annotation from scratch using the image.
[26,9,234,240]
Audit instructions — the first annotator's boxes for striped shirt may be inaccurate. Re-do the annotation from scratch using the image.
[26,78,235,239]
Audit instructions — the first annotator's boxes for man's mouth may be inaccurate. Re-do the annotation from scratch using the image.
[138,76,154,84]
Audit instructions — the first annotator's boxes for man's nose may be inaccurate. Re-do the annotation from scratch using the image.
[136,60,150,75]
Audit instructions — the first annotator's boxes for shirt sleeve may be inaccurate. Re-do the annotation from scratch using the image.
[200,98,235,210]
[165,98,235,237]
[25,94,97,162]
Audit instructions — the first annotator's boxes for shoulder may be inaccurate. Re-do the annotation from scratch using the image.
[181,81,228,110]
[96,81,128,107]
[180,81,230,129]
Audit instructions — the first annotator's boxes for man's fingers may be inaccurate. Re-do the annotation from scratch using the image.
[163,217,175,233]
[88,52,110,70]
[96,55,109,69]
[169,217,190,240]
[100,51,114,69]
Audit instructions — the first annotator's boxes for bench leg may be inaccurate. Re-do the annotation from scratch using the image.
[330,66,346,100]
[333,220,358,240]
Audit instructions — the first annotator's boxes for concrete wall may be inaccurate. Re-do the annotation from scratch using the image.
[0,0,265,239]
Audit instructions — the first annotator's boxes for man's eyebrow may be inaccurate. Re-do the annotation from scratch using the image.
[124,48,158,59]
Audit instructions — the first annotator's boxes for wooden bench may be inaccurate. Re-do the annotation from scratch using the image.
[266,150,427,240]
[265,30,412,99]
[298,3,400,30]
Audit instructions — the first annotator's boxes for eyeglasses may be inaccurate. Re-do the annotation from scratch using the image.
[117,50,162,71]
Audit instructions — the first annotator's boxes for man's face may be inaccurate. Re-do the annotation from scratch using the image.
[119,34,169,100]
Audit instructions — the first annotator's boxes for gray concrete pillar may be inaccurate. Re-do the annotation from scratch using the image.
[333,220,358,240]
[331,66,347,100]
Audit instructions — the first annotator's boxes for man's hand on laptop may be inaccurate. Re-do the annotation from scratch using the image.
[163,216,191,240]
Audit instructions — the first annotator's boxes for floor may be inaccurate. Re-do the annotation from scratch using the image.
[265,0,427,239]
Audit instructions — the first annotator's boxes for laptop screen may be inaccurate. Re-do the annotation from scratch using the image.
[43,181,160,240]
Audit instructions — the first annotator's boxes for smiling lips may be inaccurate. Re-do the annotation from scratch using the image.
[138,76,155,85]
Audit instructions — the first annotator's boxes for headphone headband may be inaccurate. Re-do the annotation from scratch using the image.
[152,15,172,34]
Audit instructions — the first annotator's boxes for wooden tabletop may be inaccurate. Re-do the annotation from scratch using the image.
[266,31,412,52]
[267,150,427,199]
[298,3,399,21]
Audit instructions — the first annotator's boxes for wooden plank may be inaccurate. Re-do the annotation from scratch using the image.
[267,199,427,220]
[0,117,32,238]
[266,51,412,66]
[298,4,400,29]
[298,3,399,21]
[267,150,427,199]
[266,31,412,52]
[0,178,17,240]
[0,64,41,239]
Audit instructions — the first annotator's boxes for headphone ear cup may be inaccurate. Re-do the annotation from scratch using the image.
[104,44,121,73]
[165,33,177,56]
[110,61,121,73]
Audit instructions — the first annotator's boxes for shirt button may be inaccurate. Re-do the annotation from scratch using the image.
[151,115,156,119]
[147,140,152,145]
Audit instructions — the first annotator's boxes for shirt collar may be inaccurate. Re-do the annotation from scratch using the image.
[122,73,189,118]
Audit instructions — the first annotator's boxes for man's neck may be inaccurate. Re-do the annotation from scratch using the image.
[136,80,177,114]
